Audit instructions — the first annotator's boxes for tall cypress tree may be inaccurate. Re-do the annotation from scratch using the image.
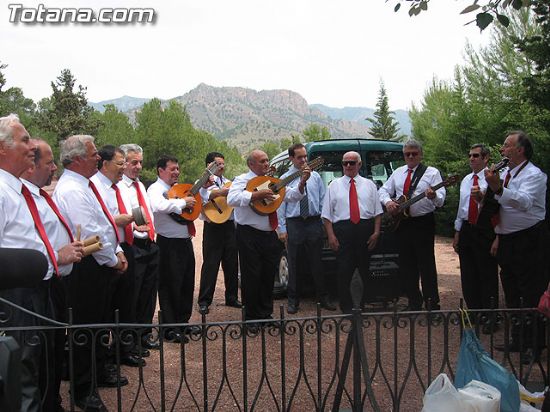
[366,81,400,140]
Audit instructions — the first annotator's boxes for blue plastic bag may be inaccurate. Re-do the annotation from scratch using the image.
[455,328,520,412]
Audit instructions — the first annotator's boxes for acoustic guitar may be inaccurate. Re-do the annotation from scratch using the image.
[167,162,220,222]
[475,157,509,231]
[383,174,460,232]
[247,157,324,216]
[203,181,234,224]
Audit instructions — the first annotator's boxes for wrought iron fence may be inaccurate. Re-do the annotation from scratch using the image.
[1,297,548,411]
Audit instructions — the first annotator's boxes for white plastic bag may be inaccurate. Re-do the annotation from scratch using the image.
[458,380,501,412]
[421,373,473,412]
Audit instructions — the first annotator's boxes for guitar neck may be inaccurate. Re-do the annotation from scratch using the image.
[273,158,323,192]
[190,170,213,195]
[399,180,447,210]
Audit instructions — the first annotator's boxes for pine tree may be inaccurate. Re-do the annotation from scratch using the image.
[366,81,400,140]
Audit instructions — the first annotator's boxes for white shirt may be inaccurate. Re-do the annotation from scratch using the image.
[277,168,325,234]
[227,170,304,231]
[90,171,129,243]
[22,179,74,276]
[0,169,52,280]
[147,177,191,239]
[378,164,446,217]
[117,174,155,240]
[454,170,488,232]
[53,169,120,267]
[495,161,547,234]
[199,175,234,222]
[321,174,383,223]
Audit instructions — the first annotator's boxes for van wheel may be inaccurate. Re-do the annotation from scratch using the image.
[273,250,289,298]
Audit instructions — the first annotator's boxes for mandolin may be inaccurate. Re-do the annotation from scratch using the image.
[475,157,509,231]
[247,157,324,216]
[383,174,460,232]
[167,161,220,222]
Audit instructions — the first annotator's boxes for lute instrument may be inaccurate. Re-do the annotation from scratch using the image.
[475,157,509,231]
[167,161,220,221]
[247,157,324,216]
[383,174,460,232]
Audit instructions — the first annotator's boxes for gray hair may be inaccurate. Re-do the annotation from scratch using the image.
[403,139,423,155]
[119,143,143,159]
[0,113,21,147]
[60,135,95,167]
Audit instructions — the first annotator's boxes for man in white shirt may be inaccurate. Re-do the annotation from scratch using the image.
[118,144,159,350]
[485,131,548,362]
[21,138,85,411]
[278,143,335,314]
[147,154,196,343]
[378,139,446,311]
[452,144,498,331]
[322,151,383,313]
[198,152,240,315]
[53,135,128,411]
[228,149,309,321]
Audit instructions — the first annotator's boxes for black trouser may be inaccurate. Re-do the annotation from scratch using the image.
[286,216,326,306]
[0,281,50,412]
[333,218,374,313]
[132,238,159,339]
[458,221,499,309]
[236,224,282,320]
[66,256,117,398]
[198,221,239,307]
[50,275,69,411]
[157,235,195,335]
[497,221,549,348]
[396,213,440,310]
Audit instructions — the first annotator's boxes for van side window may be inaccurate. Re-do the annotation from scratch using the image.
[273,159,291,178]
[366,151,406,188]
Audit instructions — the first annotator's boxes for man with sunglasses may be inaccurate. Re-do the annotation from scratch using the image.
[452,144,498,332]
[322,151,383,313]
[378,139,445,311]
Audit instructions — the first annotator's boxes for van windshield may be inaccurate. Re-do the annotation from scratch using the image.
[310,150,405,188]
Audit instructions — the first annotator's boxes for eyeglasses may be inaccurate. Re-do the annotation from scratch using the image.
[342,160,357,166]
[404,152,419,158]
[468,153,481,158]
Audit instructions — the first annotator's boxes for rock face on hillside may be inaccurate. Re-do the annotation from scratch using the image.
[173,83,372,149]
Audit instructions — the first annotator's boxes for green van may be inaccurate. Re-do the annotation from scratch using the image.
[270,138,405,304]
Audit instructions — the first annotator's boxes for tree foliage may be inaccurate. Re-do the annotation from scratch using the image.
[366,81,400,140]
[302,124,331,142]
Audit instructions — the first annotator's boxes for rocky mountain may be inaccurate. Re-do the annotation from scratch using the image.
[89,95,151,113]
[90,84,411,150]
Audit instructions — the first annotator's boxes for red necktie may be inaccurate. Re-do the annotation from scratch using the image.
[268,212,278,231]
[88,180,120,243]
[468,175,479,225]
[39,189,74,242]
[133,181,155,241]
[349,178,360,224]
[112,184,133,245]
[403,169,413,197]
[503,171,511,188]
[21,185,59,276]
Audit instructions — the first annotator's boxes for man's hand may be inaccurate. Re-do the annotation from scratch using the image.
[300,165,311,183]
[115,213,134,227]
[203,175,215,189]
[114,251,128,273]
[278,232,288,247]
[184,196,196,208]
[490,236,499,257]
[385,200,400,215]
[452,232,459,253]
[425,187,436,200]
[327,233,339,252]
[57,241,84,265]
[367,232,380,251]
[471,185,484,203]
[252,189,276,202]
[134,223,150,233]
[484,166,501,193]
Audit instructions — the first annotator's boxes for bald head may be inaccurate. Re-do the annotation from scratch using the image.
[247,150,270,176]
[342,151,362,178]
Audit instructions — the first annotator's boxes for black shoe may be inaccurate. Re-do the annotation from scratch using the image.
[141,339,160,350]
[494,341,521,353]
[163,332,188,344]
[225,299,242,308]
[199,304,209,314]
[132,347,150,357]
[75,393,107,411]
[321,300,337,311]
[97,373,129,388]
[287,304,298,314]
[121,354,146,367]
[521,348,540,365]
[183,325,202,336]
